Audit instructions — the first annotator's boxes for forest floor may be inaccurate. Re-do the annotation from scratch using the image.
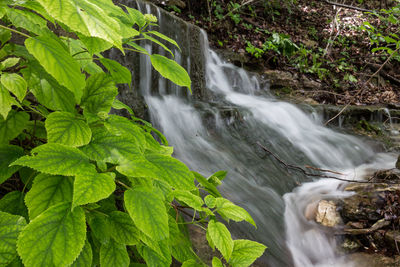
[155,0,400,107]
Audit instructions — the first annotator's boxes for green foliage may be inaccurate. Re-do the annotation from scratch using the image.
[0,1,265,266]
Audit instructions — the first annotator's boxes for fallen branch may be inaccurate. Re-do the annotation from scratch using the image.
[256,141,397,184]
[324,0,373,12]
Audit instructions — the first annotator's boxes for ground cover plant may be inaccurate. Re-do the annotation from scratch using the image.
[0,0,266,266]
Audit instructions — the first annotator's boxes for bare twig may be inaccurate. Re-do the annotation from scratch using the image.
[257,142,398,184]
[324,0,373,12]
[325,46,400,125]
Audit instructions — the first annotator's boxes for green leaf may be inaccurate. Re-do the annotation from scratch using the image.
[192,172,221,198]
[71,240,93,267]
[212,257,224,267]
[17,202,86,267]
[0,57,19,70]
[11,143,96,176]
[215,198,256,227]
[6,8,47,35]
[182,259,205,267]
[138,242,171,267]
[25,66,76,112]
[17,1,55,24]
[205,195,216,208]
[0,211,26,266]
[25,174,73,220]
[104,115,146,149]
[81,73,118,115]
[112,99,134,116]
[100,239,129,267]
[1,73,27,102]
[72,172,115,209]
[45,112,92,147]
[117,153,196,190]
[174,190,204,210]
[124,6,146,27]
[0,28,11,45]
[88,213,111,245]
[79,35,113,55]
[143,33,174,57]
[0,145,24,185]
[207,220,233,261]
[25,35,86,103]
[229,240,266,267]
[0,191,27,218]
[81,126,141,164]
[36,0,123,51]
[147,31,181,51]
[124,187,169,241]
[168,216,197,263]
[0,111,29,144]
[109,211,140,245]
[99,58,132,84]
[0,84,19,120]
[150,54,191,91]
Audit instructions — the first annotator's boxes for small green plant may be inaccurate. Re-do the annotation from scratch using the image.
[0,1,266,267]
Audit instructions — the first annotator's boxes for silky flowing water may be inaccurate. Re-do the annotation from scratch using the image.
[114,2,398,265]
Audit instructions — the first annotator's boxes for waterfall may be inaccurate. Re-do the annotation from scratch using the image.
[113,1,398,266]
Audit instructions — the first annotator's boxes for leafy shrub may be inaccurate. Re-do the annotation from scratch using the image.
[0,0,266,266]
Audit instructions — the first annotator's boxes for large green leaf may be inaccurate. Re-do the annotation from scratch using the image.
[0,58,19,70]
[104,115,146,149]
[99,58,132,84]
[0,84,19,120]
[150,54,191,90]
[45,112,92,147]
[100,239,129,267]
[17,202,86,267]
[124,6,145,27]
[147,31,181,51]
[78,35,113,55]
[25,35,86,102]
[117,153,196,190]
[0,211,26,266]
[0,111,29,144]
[109,211,140,245]
[215,198,256,227]
[72,172,115,209]
[81,126,141,164]
[36,0,123,51]
[212,257,224,267]
[0,145,24,184]
[124,187,169,241]
[71,240,92,267]
[6,8,47,35]
[207,220,233,261]
[11,143,96,176]
[229,240,266,267]
[81,73,118,115]
[1,73,27,102]
[25,66,76,112]
[138,242,171,267]
[168,216,196,263]
[25,174,73,220]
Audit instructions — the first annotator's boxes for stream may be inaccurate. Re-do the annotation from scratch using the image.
[113,1,398,266]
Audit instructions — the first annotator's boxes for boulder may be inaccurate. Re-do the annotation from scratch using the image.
[349,253,400,267]
[315,200,341,227]
[264,70,298,90]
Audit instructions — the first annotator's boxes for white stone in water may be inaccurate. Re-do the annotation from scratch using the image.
[315,200,341,227]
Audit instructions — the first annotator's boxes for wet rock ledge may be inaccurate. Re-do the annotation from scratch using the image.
[312,156,400,266]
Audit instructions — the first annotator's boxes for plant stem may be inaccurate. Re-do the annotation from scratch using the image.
[0,24,31,39]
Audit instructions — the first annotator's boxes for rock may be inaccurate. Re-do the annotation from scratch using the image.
[341,238,361,252]
[349,252,400,267]
[396,155,400,169]
[315,200,341,227]
[301,76,322,90]
[264,70,298,89]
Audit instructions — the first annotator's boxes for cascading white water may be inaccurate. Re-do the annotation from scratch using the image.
[119,2,398,265]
